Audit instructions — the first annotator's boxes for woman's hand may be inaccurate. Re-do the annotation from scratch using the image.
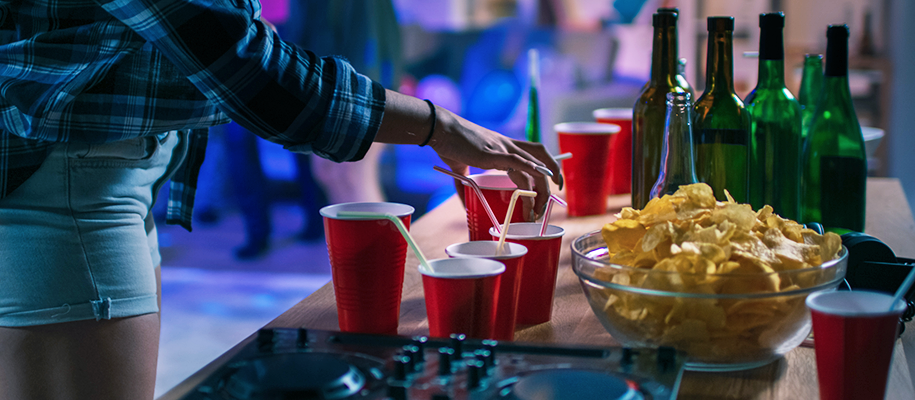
[428,105,562,221]
[375,90,563,221]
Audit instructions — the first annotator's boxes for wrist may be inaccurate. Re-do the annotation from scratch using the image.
[419,100,436,147]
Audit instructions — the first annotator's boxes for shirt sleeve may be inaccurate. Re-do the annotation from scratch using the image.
[92,0,386,162]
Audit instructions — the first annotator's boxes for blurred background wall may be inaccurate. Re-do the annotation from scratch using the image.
[253,0,912,216]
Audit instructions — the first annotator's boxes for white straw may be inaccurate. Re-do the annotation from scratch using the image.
[337,211,431,273]
[496,190,537,256]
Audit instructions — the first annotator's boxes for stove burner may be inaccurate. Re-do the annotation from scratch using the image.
[502,369,643,400]
[219,353,366,399]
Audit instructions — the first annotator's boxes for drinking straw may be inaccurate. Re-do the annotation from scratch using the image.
[496,190,537,255]
[539,194,568,236]
[433,165,502,234]
[889,266,915,312]
[337,211,431,274]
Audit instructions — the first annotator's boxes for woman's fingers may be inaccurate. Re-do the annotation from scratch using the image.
[505,169,537,222]
[514,140,563,188]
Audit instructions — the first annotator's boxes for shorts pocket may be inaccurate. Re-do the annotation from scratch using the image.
[68,136,160,162]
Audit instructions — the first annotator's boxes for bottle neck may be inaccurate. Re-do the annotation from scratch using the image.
[705,30,735,93]
[650,24,679,87]
[757,25,785,88]
[826,33,849,77]
[665,99,699,182]
[799,57,824,107]
[758,26,784,61]
[821,75,854,106]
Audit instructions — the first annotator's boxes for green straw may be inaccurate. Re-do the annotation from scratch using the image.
[336,211,431,273]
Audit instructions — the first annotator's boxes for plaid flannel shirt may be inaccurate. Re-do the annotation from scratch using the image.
[0,0,386,231]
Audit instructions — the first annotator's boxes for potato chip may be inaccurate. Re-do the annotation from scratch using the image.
[592,182,845,365]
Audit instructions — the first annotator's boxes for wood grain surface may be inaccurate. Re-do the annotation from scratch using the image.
[160,177,915,400]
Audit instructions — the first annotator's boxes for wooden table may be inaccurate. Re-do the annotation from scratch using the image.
[160,178,915,400]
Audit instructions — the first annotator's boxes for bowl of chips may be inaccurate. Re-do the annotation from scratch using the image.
[572,183,848,371]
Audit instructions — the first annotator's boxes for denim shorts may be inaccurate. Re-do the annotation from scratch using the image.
[0,131,188,327]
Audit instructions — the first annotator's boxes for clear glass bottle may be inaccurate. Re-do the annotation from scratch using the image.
[744,12,802,219]
[692,16,751,203]
[632,10,687,209]
[798,54,824,140]
[651,93,700,198]
[802,25,867,233]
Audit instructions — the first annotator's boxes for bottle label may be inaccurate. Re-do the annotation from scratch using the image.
[695,128,749,146]
[820,155,866,231]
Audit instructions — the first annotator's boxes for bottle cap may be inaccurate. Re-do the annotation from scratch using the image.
[653,12,678,28]
[759,12,784,29]
[827,24,850,39]
[707,16,734,32]
[657,7,679,16]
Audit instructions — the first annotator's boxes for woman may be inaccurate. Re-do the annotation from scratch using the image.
[0,0,561,399]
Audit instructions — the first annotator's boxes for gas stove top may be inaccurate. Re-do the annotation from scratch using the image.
[177,328,683,400]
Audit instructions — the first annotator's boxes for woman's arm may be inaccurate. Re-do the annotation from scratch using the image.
[376,90,563,220]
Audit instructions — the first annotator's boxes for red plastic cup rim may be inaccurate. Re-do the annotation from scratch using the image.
[462,173,515,190]
[445,241,528,260]
[489,222,565,240]
[806,290,907,317]
[419,258,505,279]
[554,122,621,135]
[592,108,633,120]
[320,202,415,219]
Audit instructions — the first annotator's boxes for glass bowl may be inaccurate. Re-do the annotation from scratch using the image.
[572,230,848,371]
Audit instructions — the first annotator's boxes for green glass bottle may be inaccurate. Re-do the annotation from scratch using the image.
[802,25,867,233]
[744,12,802,219]
[632,11,687,209]
[693,16,751,203]
[798,54,824,140]
[651,93,700,198]
[525,49,541,143]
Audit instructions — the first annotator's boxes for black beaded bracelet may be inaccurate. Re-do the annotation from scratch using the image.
[419,99,436,147]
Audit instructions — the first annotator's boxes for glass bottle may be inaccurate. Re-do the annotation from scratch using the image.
[802,25,867,233]
[677,58,695,99]
[638,9,694,99]
[744,12,802,219]
[798,54,824,139]
[651,93,700,198]
[632,11,687,209]
[525,49,541,143]
[692,16,751,203]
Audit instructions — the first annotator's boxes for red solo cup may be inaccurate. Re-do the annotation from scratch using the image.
[593,108,633,195]
[320,202,415,335]
[462,173,526,241]
[806,290,906,400]
[421,258,505,339]
[445,241,528,341]
[555,122,620,217]
[490,223,565,325]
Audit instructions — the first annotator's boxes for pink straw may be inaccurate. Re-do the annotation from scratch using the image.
[539,194,567,236]
[433,165,502,234]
